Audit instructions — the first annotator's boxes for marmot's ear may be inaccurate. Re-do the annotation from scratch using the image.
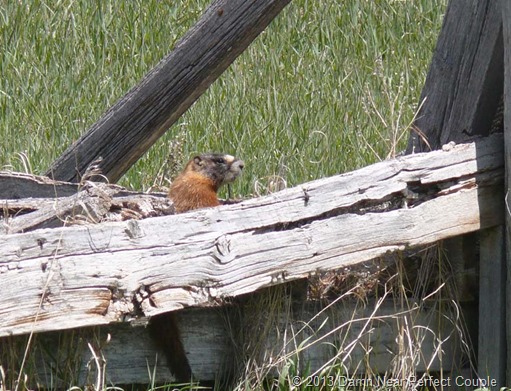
[194,156,203,166]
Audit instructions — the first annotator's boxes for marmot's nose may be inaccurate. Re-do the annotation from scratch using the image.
[237,160,245,170]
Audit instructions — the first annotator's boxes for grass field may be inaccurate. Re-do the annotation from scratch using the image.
[0,0,449,389]
[0,0,446,198]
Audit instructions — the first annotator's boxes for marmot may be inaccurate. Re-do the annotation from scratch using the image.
[149,153,244,382]
[169,153,245,213]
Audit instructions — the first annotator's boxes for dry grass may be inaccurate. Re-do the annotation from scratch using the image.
[212,245,475,391]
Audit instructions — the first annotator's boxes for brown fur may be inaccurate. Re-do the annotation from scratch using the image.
[169,153,244,213]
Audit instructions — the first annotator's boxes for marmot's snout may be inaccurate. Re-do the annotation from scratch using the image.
[225,156,244,183]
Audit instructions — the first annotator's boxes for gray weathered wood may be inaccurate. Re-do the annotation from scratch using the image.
[502,1,511,385]
[11,302,456,385]
[0,181,173,234]
[1,184,116,234]
[0,135,504,337]
[406,1,507,378]
[45,0,292,184]
[406,0,503,153]
[478,226,506,387]
[0,171,78,199]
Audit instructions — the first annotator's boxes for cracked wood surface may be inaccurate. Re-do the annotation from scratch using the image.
[0,135,504,337]
[0,178,173,234]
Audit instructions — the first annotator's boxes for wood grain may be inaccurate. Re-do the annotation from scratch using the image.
[0,180,173,234]
[0,135,504,337]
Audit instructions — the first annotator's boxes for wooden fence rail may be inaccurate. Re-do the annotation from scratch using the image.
[0,134,504,338]
[0,0,508,386]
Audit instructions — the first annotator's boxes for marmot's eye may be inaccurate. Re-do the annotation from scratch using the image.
[215,157,226,164]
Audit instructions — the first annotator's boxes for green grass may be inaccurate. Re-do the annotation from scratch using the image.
[0,0,449,389]
[0,1,204,182]
[0,0,446,199]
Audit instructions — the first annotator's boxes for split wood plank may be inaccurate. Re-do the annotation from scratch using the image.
[0,135,504,337]
[0,171,78,199]
[0,178,173,234]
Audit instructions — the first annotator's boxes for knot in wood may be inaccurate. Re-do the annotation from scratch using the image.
[124,220,143,239]
[213,235,235,263]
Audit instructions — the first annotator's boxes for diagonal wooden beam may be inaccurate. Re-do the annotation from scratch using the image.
[46,0,291,183]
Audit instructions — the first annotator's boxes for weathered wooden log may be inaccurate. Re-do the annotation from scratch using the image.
[45,0,292,183]
[406,0,503,153]
[0,134,504,338]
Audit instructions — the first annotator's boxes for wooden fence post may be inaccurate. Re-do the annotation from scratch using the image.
[478,226,506,386]
[407,0,507,383]
[503,1,511,384]
[406,0,503,153]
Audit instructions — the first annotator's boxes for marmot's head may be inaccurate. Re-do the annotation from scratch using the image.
[187,153,244,190]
